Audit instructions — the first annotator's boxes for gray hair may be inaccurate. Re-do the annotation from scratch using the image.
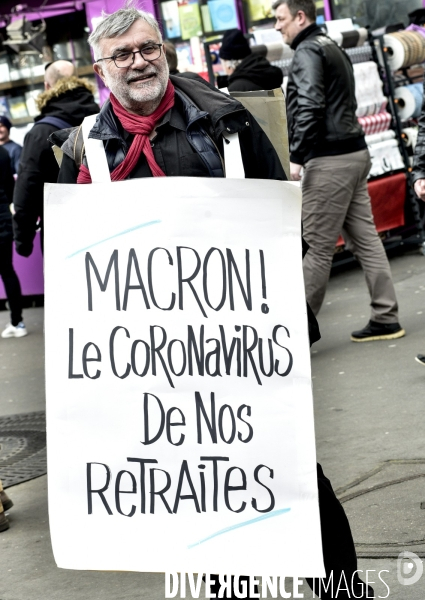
[88,4,162,60]
[221,58,243,70]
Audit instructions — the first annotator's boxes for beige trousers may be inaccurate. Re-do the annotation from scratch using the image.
[302,149,399,323]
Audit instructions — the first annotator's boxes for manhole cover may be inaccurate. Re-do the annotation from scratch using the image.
[0,411,46,488]
[337,460,425,558]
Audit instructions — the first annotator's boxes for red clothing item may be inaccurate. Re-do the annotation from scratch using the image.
[77,80,175,183]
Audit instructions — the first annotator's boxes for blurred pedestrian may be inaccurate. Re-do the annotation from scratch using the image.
[12,60,99,257]
[274,0,404,343]
[412,83,425,365]
[163,41,207,82]
[0,115,22,175]
[163,41,179,75]
[0,479,13,531]
[219,28,283,92]
[0,146,26,338]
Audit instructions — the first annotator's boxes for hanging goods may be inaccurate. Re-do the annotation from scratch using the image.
[348,46,373,64]
[365,130,396,146]
[383,31,425,71]
[358,112,392,136]
[394,83,423,120]
[329,27,368,49]
[264,41,293,62]
[368,139,405,177]
[354,61,387,117]
[401,126,419,149]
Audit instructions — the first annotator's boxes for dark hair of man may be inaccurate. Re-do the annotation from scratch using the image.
[271,0,316,22]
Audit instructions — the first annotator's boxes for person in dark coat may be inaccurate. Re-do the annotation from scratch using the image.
[218,28,283,92]
[0,115,22,175]
[412,77,425,366]
[0,146,27,338]
[163,40,210,82]
[12,60,99,257]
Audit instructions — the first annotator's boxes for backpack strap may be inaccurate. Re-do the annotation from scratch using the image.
[34,116,73,129]
[81,113,111,183]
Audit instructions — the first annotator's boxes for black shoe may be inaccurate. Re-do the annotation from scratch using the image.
[351,320,405,342]
[415,354,425,366]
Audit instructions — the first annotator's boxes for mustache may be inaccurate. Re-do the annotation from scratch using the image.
[126,69,157,82]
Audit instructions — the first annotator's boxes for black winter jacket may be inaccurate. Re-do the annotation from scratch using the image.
[228,54,284,92]
[287,24,366,165]
[0,146,14,241]
[412,78,425,183]
[12,76,99,256]
[53,75,287,183]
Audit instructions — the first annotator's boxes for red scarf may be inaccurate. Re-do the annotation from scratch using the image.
[77,80,175,184]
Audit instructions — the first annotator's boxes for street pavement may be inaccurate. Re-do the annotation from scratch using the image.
[1,248,425,600]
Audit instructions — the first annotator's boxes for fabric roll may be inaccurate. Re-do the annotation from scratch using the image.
[384,31,425,71]
[368,139,405,178]
[341,27,368,48]
[402,126,419,149]
[328,27,368,49]
[354,61,387,117]
[394,83,423,120]
[365,130,396,145]
[383,34,408,71]
[358,112,392,136]
[357,28,368,46]
[264,41,293,62]
[346,45,373,64]
[341,30,359,48]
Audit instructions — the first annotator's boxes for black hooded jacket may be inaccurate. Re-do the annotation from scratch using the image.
[12,76,99,256]
[0,146,14,241]
[228,54,284,92]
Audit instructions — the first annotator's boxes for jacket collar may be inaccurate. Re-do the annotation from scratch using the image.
[290,23,323,50]
[89,75,247,141]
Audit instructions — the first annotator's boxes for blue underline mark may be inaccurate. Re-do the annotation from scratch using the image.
[187,508,291,549]
[66,219,162,258]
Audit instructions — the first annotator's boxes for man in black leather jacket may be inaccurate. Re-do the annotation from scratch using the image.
[274,0,404,344]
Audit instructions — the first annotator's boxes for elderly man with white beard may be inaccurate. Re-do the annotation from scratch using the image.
[50,3,374,599]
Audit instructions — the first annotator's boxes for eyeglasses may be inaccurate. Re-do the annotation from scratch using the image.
[96,43,163,68]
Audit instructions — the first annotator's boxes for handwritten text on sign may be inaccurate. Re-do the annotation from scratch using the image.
[69,246,291,516]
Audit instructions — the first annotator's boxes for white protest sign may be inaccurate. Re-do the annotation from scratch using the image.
[44,177,324,577]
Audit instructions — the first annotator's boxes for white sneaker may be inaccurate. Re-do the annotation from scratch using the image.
[1,322,28,338]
